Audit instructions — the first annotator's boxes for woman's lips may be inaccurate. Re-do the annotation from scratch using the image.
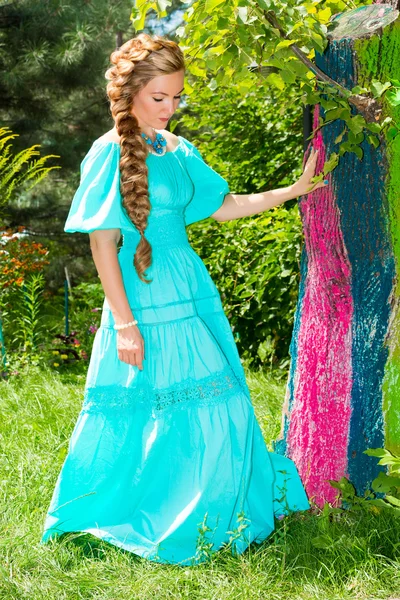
[159,117,169,122]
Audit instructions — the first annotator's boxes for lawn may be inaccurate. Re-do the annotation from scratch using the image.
[1,366,399,600]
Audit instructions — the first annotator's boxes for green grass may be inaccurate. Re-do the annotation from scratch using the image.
[1,365,400,600]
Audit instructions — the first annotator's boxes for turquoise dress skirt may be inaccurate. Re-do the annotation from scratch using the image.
[40,135,309,565]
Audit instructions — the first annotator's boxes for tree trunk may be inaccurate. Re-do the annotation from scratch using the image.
[275,3,400,506]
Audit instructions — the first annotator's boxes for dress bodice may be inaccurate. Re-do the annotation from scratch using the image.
[64,135,230,245]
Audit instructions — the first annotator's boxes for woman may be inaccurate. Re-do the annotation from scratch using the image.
[40,32,327,566]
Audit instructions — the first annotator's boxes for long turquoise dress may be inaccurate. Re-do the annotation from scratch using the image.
[40,135,309,565]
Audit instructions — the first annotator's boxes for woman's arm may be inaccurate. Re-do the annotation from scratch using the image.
[89,229,145,369]
[212,148,327,223]
[89,229,134,326]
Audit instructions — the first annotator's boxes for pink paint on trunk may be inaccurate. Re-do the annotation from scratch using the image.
[286,105,353,506]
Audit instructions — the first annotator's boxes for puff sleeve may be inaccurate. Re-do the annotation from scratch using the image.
[64,140,135,234]
[181,137,230,227]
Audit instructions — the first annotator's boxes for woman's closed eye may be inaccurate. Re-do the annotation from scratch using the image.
[153,96,181,102]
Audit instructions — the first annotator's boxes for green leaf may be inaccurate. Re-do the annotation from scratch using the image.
[324,107,346,122]
[348,130,364,144]
[321,98,341,110]
[366,134,380,148]
[365,448,394,458]
[347,114,366,135]
[205,0,226,10]
[334,127,346,144]
[256,0,271,8]
[367,498,400,515]
[266,72,285,91]
[322,152,339,176]
[237,6,249,23]
[351,85,369,95]
[386,495,400,507]
[386,88,400,107]
[206,44,227,56]
[310,31,326,54]
[289,60,310,77]
[156,0,171,13]
[281,68,297,84]
[350,145,363,160]
[169,119,179,133]
[371,471,400,494]
[381,116,393,127]
[387,127,400,141]
[312,534,333,549]
[370,79,392,98]
[318,6,332,21]
[305,92,322,105]
[276,39,297,51]
[329,477,356,496]
[188,62,208,77]
[365,122,381,133]
[281,269,292,277]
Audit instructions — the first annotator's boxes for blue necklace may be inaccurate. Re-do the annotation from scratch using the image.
[141,129,168,156]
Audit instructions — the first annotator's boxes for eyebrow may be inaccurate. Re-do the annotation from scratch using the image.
[152,88,184,96]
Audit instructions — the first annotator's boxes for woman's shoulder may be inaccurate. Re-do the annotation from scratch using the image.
[80,133,120,177]
[95,129,120,145]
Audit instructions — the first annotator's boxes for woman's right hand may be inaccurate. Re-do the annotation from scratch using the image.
[117,325,145,370]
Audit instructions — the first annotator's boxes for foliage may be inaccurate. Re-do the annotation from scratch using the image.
[135,0,400,177]
[0,128,60,215]
[0,0,142,238]
[0,229,50,363]
[0,272,50,377]
[44,331,89,372]
[364,448,400,513]
[11,273,48,353]
[319,448,400,524]
[61,281,104,365]
[2,319,95,379]
[0,227,50,289]
[1,282,103,379]
[0,272,50,375]
[0,242,102,377]
[1,368,400,599]
[176,81,304,193]
[71,281,107,312]
[42,281,103,375]
[0,1,134,162]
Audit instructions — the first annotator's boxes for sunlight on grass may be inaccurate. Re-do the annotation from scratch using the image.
[1,366,400,599]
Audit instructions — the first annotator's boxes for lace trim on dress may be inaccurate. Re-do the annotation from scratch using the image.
[81,364,250,415]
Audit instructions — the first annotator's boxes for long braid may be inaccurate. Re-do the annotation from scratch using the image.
[105,33,185,284]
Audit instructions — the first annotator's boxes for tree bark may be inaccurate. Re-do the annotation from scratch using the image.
[275,4,400,506]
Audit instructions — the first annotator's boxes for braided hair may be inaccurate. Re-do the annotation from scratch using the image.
[105,33,185,284]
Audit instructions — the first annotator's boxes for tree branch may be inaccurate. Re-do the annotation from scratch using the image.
[263,10,382,121]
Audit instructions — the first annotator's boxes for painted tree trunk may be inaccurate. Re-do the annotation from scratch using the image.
[275,3,400,507]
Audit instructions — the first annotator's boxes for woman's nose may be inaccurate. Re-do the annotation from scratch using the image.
[164,99,175,113]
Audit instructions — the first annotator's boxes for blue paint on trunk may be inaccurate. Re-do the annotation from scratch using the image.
[316,40,394,494]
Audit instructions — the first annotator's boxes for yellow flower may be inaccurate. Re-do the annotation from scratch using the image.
[53,362,60,367]
[60,354,68,359]
[52,350,59,355]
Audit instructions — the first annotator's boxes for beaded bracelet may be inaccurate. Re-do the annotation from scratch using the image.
[113,319,138,331]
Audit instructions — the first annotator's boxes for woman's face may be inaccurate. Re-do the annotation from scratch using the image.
[131,69,185,131]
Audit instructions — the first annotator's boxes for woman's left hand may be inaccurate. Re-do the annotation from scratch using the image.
[292,148,329,197]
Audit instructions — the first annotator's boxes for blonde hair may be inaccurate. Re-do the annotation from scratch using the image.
[105,33,185,284]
